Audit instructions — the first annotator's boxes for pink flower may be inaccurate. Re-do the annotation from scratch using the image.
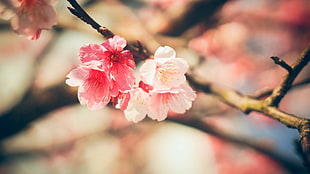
[148,84,196,121]
[79,35,136,96]
[66,35,136,110]
[10,0,57,40]
[118,83,196,122]
[117,87,151,123]
[66,66,110,110]
[140,46,189,90]
[116,46,196,123]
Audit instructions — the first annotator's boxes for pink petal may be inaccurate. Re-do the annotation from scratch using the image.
[35,1,57,29]
[120,50,136,69]
[101,35,127,52]
[65,66,89,87]
[116,92,131,111]
[153,58,189,90]
[110,64,136,96]
[28,29,41,40]
[166,84,196,113]
[10,0,57,40]
[11,8,36,37]
[78,68,111,110]
[79,44,105,64]
[123,88,150,123]
[148,93,170,121]
[148,83,196,119]
[154,46,176,59]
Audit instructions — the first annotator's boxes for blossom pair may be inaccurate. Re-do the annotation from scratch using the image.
[0,0,57,40]
[117,46,196,122]
[66,35,196,122]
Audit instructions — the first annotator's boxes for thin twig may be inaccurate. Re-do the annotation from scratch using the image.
[187,71,310,170]
[67,0,114,38]
[67,0,151,60]
[267,46,310,107]
[252,76,310,99]
[270,56,293,73]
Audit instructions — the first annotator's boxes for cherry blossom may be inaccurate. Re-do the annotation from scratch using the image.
[148,83,196,121]
[118,83,196,122]
[140,46,189,90]
[66,66,111,110]
[116,46,196,123]
[79,35,136,96]
[118,45,196,123]
[7,0,58,40]
[67,40,195,121]
[66,35,136,110]
[117,87,151,123]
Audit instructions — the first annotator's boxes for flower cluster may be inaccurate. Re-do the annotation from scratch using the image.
[66,35,135,110]
[1,0,57,40]
[117,46,196,122]
[66,36,196,122]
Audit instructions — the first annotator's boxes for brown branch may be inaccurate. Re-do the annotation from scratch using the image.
[187,66,310,170]
[66,0,151,60]
[266,45,310,107]
[158,0,227,36]
[270,56,293,73]
[67,0,115,38]
[299,119,310,169]
[252,76,310,99]
[0,85,77,140]
[187,74,301,127]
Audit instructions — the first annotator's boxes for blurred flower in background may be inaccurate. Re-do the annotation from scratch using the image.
[0,0,57,40]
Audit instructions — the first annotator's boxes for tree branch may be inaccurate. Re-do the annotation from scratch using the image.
[266,46,310,107]
[0,85,77,140]
[184,44,310,170]
[67,0,115,38]
[67,0,151,60]
[270,56,293,73]
[252,76,310,99]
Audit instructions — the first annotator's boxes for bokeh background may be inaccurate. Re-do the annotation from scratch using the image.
[0,0,310,173]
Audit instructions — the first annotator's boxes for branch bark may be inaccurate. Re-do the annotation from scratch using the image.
[266,45,310,107]
[186,46,310,170]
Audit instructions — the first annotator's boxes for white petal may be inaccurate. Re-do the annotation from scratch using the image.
[139,60,157,85]
[148,93,169,121]
[154,46,176,59]
[124,88,151,123]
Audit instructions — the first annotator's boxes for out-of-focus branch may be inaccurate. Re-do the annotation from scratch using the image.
[167,117,306,173]
[0,85,77,140]
[158,0,227,36]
